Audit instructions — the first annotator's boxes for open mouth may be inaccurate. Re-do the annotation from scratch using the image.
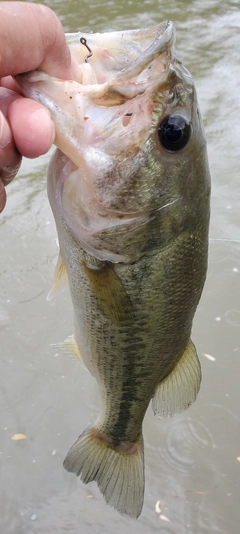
[15,22,176,169]
[66,21,175,86]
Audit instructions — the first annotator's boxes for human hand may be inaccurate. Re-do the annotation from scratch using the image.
[0,2,74,212]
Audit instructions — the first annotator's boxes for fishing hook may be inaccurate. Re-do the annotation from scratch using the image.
[80,37,93,63]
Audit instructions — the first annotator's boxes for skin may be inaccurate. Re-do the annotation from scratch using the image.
[0,2,74,212]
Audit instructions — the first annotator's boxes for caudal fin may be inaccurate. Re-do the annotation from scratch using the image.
[63,426,144,518]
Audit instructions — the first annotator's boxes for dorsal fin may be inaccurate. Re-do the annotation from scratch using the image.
[152,340,201,417]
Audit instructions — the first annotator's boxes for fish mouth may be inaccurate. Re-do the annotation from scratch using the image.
[66,21,175,85]
[16,22,176,168]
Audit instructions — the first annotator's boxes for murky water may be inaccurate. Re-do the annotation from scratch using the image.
[1,1,240,532]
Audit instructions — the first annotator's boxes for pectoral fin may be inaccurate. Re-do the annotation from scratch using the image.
[47,252,68,301]
[152,340,201,417]
[83,261,133,326]
[52,335,87,369]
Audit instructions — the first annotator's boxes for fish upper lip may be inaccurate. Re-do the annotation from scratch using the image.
[109,21,175,83]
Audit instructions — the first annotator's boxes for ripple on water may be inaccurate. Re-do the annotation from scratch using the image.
[157,416,215,475]
[225,309,240,327]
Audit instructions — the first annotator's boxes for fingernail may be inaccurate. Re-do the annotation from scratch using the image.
[0,111,12,149]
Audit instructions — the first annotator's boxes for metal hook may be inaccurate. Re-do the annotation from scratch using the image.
[80,37,93,63]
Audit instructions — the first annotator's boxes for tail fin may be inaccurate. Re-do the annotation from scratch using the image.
[63,426,144,519]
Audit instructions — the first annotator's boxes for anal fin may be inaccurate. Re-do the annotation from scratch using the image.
[152,340,201,418]
[52,335,86,369]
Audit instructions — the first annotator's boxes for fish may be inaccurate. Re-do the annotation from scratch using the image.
[16,21,211,518]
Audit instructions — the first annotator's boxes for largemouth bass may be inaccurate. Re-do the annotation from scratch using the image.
[17,21,210,518]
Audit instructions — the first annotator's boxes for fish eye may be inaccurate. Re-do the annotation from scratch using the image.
[158,114,191,152]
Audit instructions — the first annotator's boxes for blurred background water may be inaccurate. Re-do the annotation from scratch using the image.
[0,0,239,532]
